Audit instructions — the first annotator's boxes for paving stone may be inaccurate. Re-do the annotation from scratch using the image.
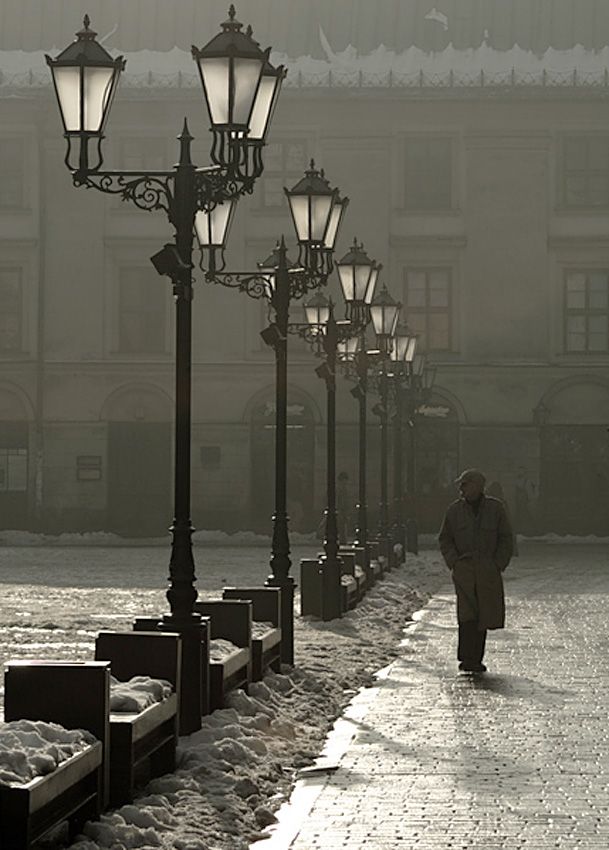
[287,544,609,849]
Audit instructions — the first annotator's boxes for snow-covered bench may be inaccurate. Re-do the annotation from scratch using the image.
[222,587,282,680]
[132,616,212,719]
[193,600,252,710]
[94,631,180,806]
[2,660,110,849]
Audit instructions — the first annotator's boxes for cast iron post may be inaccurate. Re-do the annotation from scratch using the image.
[265,241,295,663]
[353,346,370,567]
[376,363,391,564]
[392,374,406,564]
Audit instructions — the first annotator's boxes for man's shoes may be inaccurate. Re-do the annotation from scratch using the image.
[459,661,487,673]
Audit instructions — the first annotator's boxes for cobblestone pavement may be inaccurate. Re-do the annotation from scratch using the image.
[281,544,609,849]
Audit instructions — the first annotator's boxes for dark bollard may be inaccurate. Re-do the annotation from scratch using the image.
[406,518,419,555]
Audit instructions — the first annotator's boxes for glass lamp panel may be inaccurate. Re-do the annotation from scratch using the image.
[288,195,311,242]
[353,264,373,302]
[248,70,282,141]
[371,301,399,337]
[364,266,379,304]
[391,333,409,362]
[338,335,360,361]
[323,197,346,250]
[194,200,234,248]
[199,57,230,125]
[83,66,116,132]
[52,65,82,131]
[406,335,418,362]
[310,195,333,242]
[305,295,330,327]
[337,265,355,302]
[232,57,264,127]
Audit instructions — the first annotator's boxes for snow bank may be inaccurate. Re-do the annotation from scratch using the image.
[0,719,96,786]
[110,676,172,713]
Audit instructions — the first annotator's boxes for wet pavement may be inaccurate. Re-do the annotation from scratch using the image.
[266,543,609,849]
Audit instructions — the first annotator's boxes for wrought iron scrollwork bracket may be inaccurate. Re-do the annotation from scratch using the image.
[74,170,174,215]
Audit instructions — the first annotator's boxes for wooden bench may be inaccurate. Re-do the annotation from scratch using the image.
[192,600,252,710]
[300,558,323,617]
[2,661,110,849]
[94,631,181,807]
[339,550,366,610]
[133,616,211,721]
[222,588,282,680]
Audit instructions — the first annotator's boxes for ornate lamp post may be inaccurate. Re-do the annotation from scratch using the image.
[369,285,400,565]
[47,8,284,733]
[302,266,376,620]
[389,322,418,564]
[403,352,436,554]
[334,241,380,568]
[200,162,348,661]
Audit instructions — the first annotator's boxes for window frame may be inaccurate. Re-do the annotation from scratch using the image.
[0,266,24,355]
[563,268,609,354]
[0,136,27,210]
[559,135,609,211]
[253,137,310,212]
[400,134,457,213]
[402,266,453,353]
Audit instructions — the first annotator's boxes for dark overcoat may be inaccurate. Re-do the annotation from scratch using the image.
[438,495,513,630]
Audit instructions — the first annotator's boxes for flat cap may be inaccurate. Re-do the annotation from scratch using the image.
[454,468,486,486]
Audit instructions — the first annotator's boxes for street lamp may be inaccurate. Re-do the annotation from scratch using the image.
[369,285,400,564]
[389,322,417,564]
[201,163,347,660]
[302,259,377,620]
[47,9,283,733]
[403,351,436,554]
[335,241,380,568]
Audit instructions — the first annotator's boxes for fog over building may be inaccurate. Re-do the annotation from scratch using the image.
[0,0,608,537]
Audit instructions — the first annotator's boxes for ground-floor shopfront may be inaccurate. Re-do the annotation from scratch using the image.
[0,367,607,538]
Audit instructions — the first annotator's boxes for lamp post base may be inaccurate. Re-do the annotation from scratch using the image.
[406,518,419,554]
[320,554,342,621]
[265,575,295,666]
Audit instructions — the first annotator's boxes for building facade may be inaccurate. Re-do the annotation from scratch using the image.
[0,0,608,536]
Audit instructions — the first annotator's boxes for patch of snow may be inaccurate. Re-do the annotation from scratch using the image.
[210,639,241,662]
[0,719,96,786]
[109,676,172,713]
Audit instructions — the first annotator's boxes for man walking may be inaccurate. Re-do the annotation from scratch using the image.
[439,469,514,673]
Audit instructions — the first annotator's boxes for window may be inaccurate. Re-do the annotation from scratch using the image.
[119,137,167,171]
[0,448,27,491]
[258,140,307,209]
[562,137,609,208]
[0,268,22,351]
[564,270,609,352]
[403,268,451,351]
[118,268,167,354]
[0,138,24,207]
[404,137,452,210]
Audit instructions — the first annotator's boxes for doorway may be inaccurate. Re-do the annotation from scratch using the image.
[107,422,171,536]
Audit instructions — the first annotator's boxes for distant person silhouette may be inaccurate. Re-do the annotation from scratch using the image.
[439,469,514,673]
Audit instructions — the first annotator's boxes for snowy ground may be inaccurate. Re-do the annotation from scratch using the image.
[2,533,604,849]
[0,532,445,849]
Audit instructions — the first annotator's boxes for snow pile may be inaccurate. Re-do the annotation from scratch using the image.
[251,621,276,638]
[210,639,241,662]
[0,719,96,786]
[64,553,446,849]
[109,676,172,713]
